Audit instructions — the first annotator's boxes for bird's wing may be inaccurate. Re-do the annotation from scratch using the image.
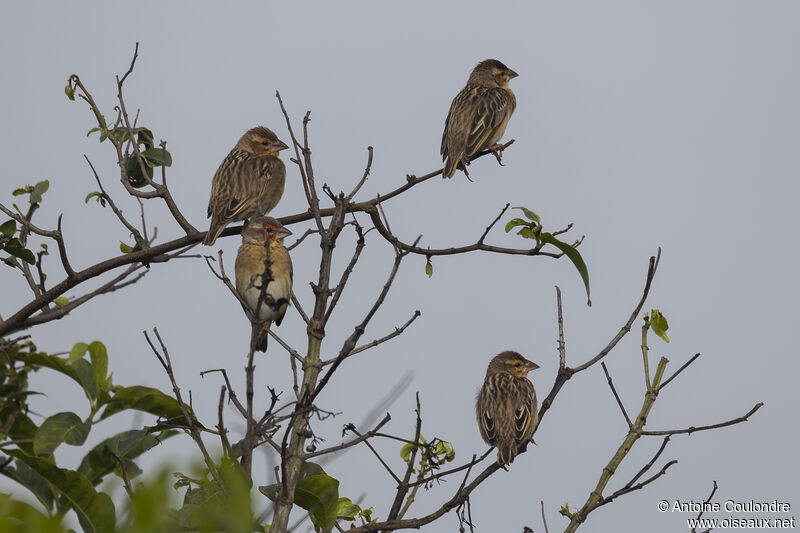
[464,87,515,157]
[513,379,537,444]
[479,406,497,444]
[440,85,477,163]
[210,155,283,222]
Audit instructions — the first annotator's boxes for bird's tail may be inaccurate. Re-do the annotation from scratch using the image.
[202,218,225,246]
[442,157,458,179]
[255,320,271,352]
[497,444,518,466]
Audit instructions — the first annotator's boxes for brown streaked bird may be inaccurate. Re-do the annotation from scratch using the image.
[475,350,539,466]
[203,126,289,246]
[234,216,293,352]
[441,59,518,179]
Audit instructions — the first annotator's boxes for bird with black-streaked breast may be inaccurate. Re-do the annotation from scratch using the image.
[234,216,293,352]
[441,59,518,179]
[203,126,289,246]
[475,350,539,466]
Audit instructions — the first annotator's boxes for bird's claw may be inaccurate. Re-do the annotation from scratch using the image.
[488,143,505,166]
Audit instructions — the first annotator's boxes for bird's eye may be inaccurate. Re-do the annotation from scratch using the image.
[513,362,522,367]
[261,141,270,146]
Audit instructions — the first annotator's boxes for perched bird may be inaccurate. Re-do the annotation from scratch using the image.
[475,351,539,466]
[203,126,289,246]
[440,59,518,179]
[234,216,293,352]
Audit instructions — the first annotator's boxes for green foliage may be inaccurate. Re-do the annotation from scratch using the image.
[0,338,187,531]
[400,434,455,472]
[33,412,91,456]
[0,493,66,533]
[4,449,116,533]
[173,459,256,533]
[425,257,433,277]
[260,461,373,531]
[505,206,592,306]
[649,309,670,343]
[1,180,50,269]
[83,124,172,189]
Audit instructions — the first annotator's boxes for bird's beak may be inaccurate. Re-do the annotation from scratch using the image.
[274,139,289,152]
[525,360,539,372]
[276,226,293,238]
[508,69,518,79]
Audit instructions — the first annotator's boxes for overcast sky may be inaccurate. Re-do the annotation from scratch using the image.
[2,2,799,531]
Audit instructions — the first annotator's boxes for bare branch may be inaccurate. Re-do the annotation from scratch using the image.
[143,327,224,490]
[477,203,511,244]
[573,248,661,372]
[641,402,764,436]
[324,222,366,324]
[601,362,632,428]
[385,394,424,525]
[659,353,701,391]
[691,481,719,533]
[84,155,144,246]
[305,413,391,459]
[347,145,374,200]
[329,310,421,362]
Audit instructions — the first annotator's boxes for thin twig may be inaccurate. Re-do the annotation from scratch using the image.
[601,362,632,428]
[641,402,764,436]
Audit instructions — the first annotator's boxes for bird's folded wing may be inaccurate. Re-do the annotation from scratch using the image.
[465,88,513,156]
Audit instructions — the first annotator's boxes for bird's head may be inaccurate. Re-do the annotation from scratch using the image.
[242,216,292,245]
[469,59,518,88]
[238,126,289,156]
[487,351,539,379]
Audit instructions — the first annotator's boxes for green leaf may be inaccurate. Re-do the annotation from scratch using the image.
[125,154,154,188]
[141,147,172,167]
[259,463,339,530]
[0,220,16,237]
[119,241,134,254]
[504,218,528,233]
[0,494,65,533]
[77,429,177,485]
[3,449,116,533]
[135,128,155,149]
[335,497,360,521]
[86,127,101,137]
[0,405,37,455]
[100,385,189,426]
[541,233,591,307]
[72,359,98,401]
[54,297,69,308]
[518,227,540,241]
[64,84,75,101]
[34,412,91,456]
[295,473,340,531]
[69,342,89,363]
[513,206,541,223]
[30,180,50,204]
[84,192,102,204]
[425,258,433,278]
[650,309,670,343]
[434,440,455,462]
[400,442,412,463]
[12,186,31,196]
[4,238,36,264]
[0,460,56,512]
[88,341,109,393]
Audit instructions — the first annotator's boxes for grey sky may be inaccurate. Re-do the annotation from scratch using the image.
[2,2,799,531]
